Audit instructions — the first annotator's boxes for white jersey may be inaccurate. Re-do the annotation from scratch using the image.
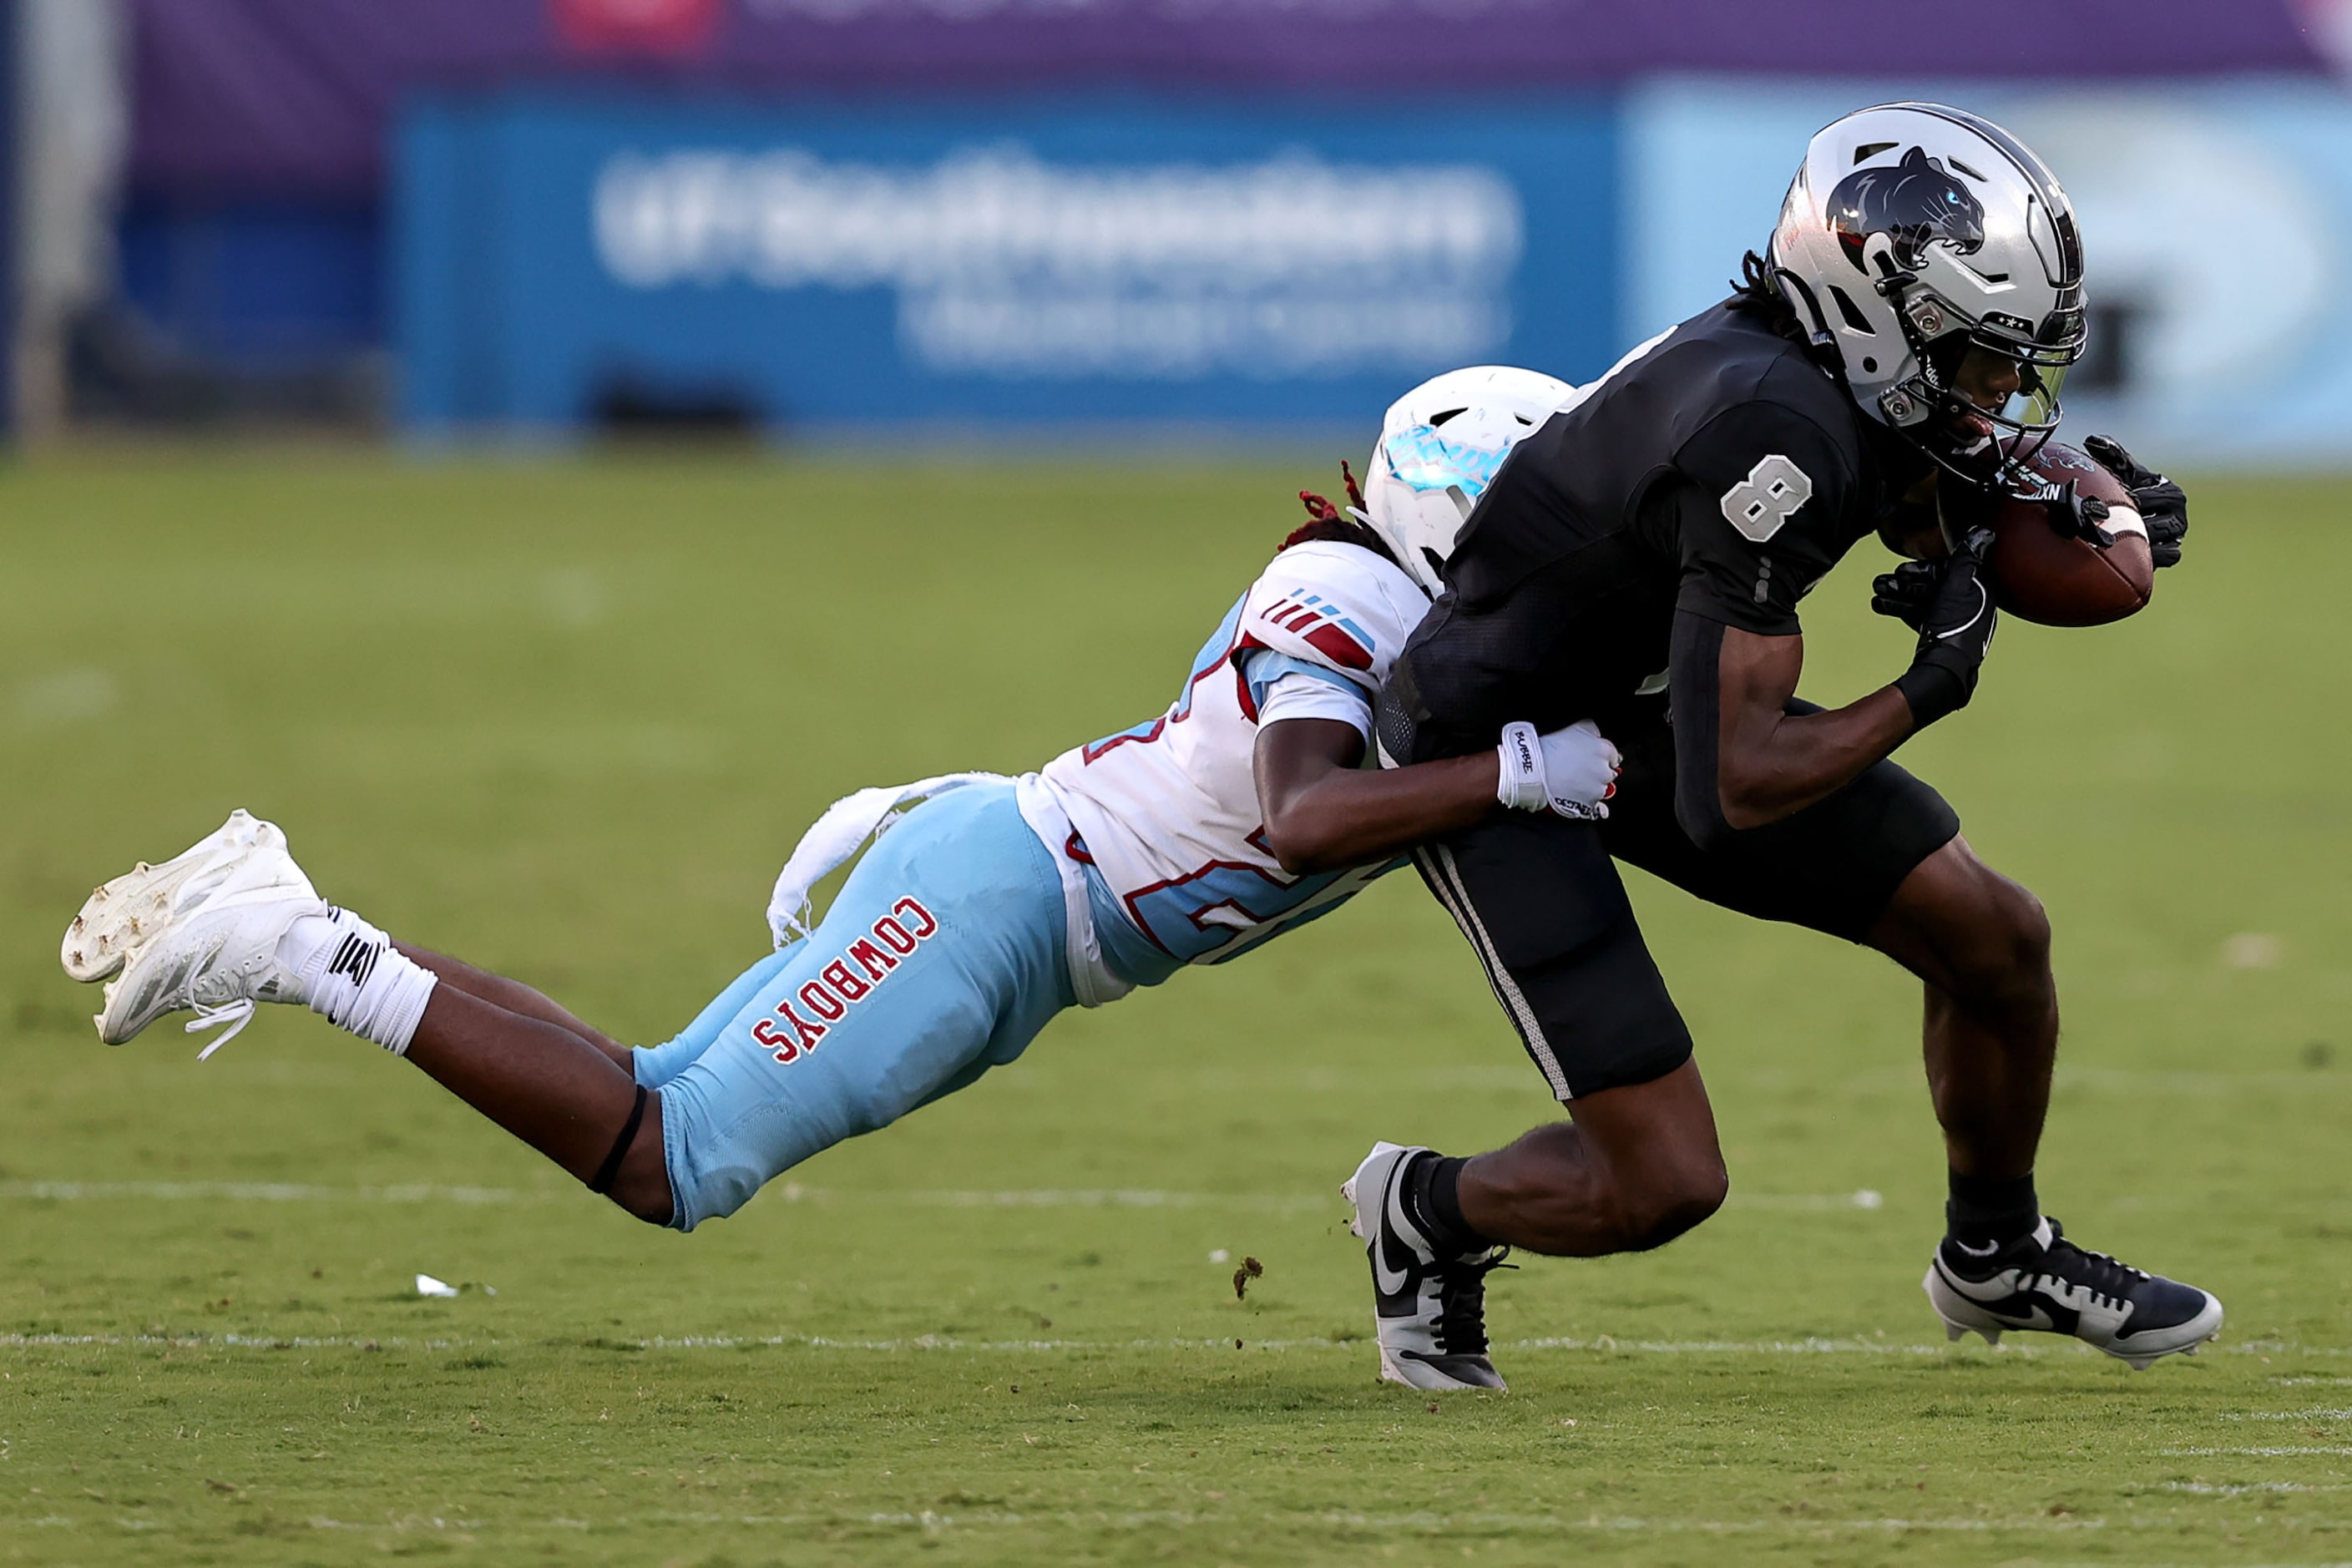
[1037,539,1430,975]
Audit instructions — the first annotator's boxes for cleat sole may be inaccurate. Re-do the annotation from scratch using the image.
[1377,1347,1507,1393]
[1925,1263,2006,1349]
[61,812,266,983]
[83,822,322,1051]
[2102,1326,2220,1371]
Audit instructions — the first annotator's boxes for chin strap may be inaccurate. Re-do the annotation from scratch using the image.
[1768,262,1844,370]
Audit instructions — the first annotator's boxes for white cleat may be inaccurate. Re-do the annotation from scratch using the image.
[62,810,272,983]
[87,817,326,1058]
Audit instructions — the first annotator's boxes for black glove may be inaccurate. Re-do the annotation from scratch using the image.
[2013,473,2113,548]
[1869,557,1941,631]
[2083,434,2188,569]
[1885,526,1999,729]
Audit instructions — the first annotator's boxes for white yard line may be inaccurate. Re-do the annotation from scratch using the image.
[2162,1446,2352,1457]
[2144,1480,2348,1495]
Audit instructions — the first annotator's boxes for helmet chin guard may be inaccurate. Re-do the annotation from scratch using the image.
[1359,365,1579,596]
[1768,103,2087,489]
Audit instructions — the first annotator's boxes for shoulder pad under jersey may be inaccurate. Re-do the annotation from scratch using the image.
[1234,540,1429,692]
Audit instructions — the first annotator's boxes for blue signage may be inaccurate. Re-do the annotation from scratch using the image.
[394,92,1618,434]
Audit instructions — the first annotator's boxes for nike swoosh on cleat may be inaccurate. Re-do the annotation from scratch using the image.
[1370,1164,1417,1302]
[1933,1262,2060,1331]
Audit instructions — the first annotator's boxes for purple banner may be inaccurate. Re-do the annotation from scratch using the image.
[130,0,2328,198]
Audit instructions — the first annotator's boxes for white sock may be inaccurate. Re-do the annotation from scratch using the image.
[276,908,438,1056]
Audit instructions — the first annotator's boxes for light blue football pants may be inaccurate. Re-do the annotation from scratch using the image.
[633,781,1074,1231]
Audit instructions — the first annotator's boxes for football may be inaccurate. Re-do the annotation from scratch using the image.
[1964,441,2154,627]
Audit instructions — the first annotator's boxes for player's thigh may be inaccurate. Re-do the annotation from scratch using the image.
[662,932,996,1186]
[1601,699,1960,943]
[1418,809,1693,1103]
[655,783,1071,1228]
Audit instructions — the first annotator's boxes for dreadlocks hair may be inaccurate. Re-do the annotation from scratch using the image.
[1729,249,1809,343]
[1282,514,1398,564]
[1282,460,1401,568]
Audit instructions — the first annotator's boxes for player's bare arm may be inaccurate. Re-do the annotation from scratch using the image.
[1685,341,2046,837]
[1253,719,1496,873]
[1694,625,1914,832]
[1253,715,1616,875]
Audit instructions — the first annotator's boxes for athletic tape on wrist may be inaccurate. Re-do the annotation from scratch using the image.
[1497,721,1545,811]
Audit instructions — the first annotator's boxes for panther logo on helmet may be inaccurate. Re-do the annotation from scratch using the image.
[1825,146,1985,275]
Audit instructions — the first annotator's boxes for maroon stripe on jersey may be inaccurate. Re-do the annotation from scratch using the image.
[1303,621,1373,670]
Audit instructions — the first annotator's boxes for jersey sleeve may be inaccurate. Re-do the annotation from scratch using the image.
[1672,401,1859,636]
[1253,661,1373,737]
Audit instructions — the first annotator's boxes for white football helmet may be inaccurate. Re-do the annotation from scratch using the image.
[1767,103,2086,474]
[1358,365,1577,597]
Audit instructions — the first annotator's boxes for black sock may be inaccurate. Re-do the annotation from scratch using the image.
[1406,1153,1492,1257]
[1945,1170,2040,1250]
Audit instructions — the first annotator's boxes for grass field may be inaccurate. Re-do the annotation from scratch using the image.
[2,447,2347,1565]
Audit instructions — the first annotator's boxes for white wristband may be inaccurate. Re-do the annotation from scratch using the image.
[2102,503,2147,540]
[1496,721,1546,812]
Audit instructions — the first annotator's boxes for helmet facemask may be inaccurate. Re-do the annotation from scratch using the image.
[1889,283,2086,488]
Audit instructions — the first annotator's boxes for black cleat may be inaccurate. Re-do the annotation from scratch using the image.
[1342,1141,1512,1392]
[1924,1216,2222,1368]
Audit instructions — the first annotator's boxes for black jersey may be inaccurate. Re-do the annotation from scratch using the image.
[1383,296,1920,762]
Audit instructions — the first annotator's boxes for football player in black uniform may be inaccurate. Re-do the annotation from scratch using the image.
[1340,103,2213,1391]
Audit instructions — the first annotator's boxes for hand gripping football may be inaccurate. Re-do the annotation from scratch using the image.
[1963,442,2155,628]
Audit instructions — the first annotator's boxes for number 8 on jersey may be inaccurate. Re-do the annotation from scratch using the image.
[1721,453,1814,542]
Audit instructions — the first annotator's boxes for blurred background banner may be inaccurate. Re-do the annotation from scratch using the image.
[22,0,2351,454]
[393,93,1613,433]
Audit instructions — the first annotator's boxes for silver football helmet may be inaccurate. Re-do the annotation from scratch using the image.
[1768,103,2086,475]
[1359,365,1578,596]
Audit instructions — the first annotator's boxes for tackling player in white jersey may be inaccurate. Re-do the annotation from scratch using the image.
[58,367,1618,1234]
